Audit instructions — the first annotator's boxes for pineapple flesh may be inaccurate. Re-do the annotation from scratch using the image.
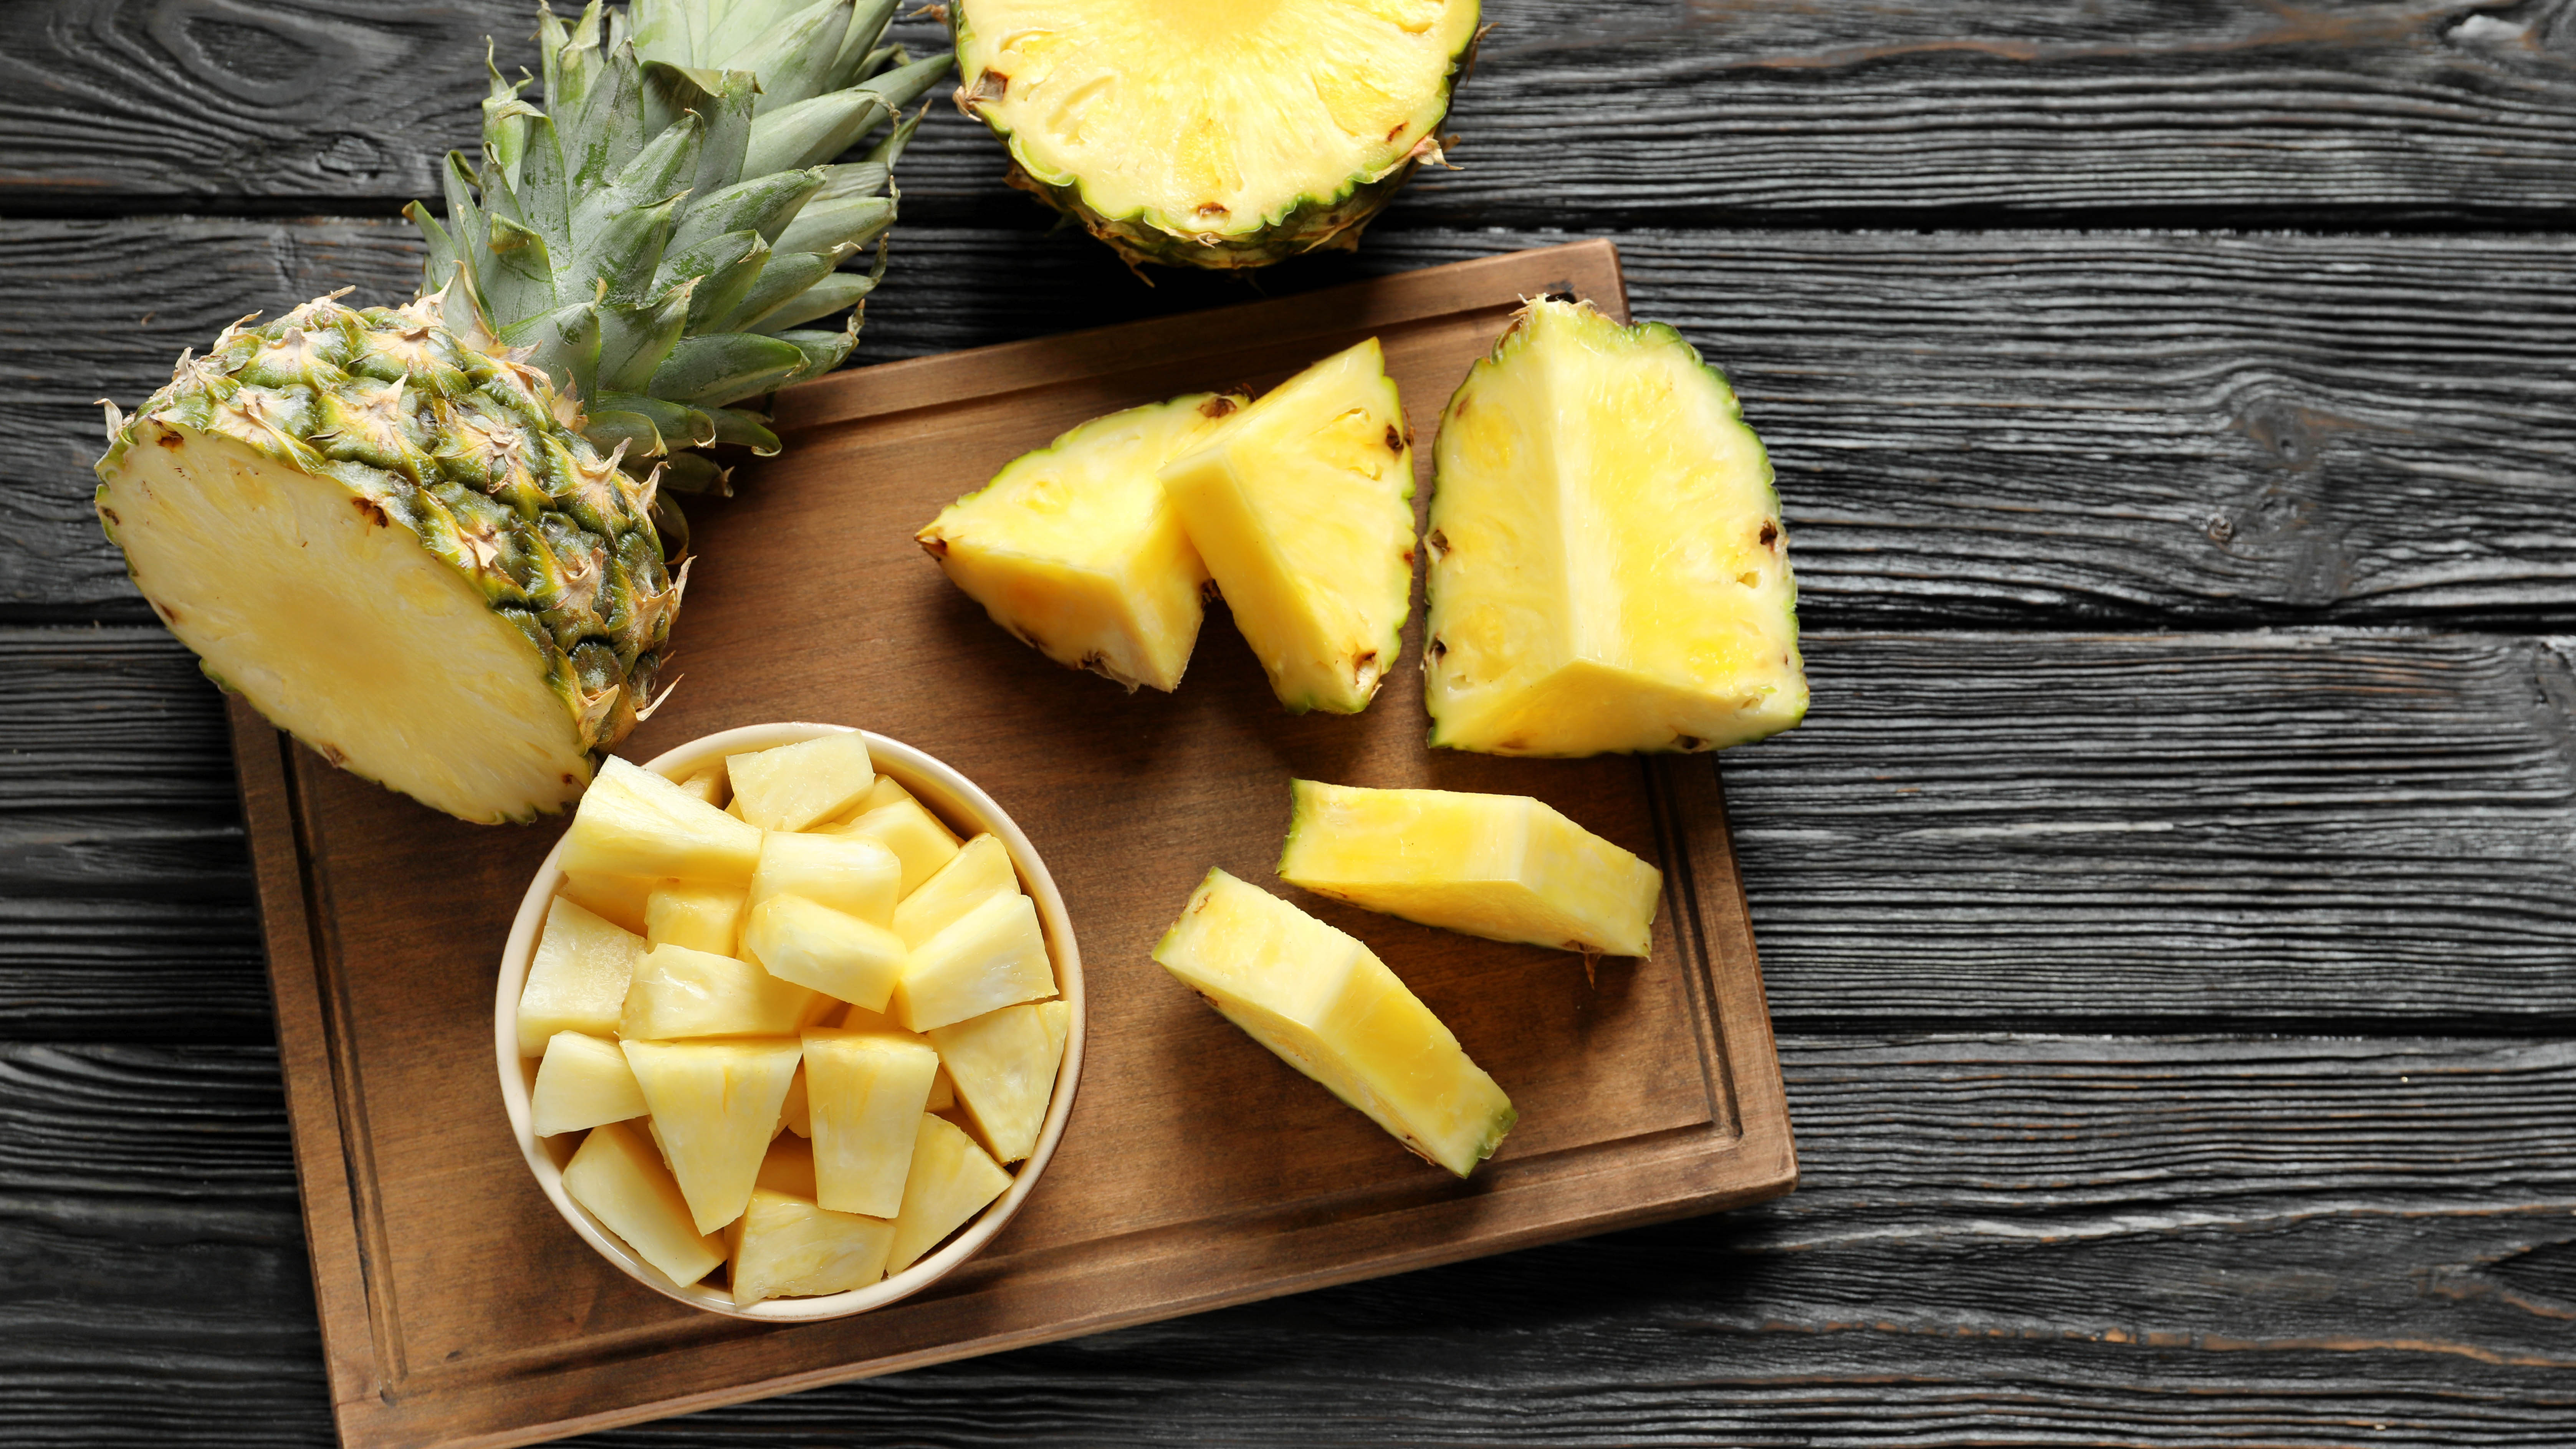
[917,391,1243,691]
[952,0,1481,269]
[622,1037,805,1234]
[885,1113,1013,1274]
[926,999,1069,1164]
[563,1119,726,1285]
[726,1138,898,1305]
[1425,298,1808,756]
[1160,339,1418,714]
[1277,780,1663,958]
[518,896,644,1055]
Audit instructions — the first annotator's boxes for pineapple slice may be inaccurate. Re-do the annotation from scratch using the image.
[891,890,1057,1032]
[561,756,764,885]
[803,1027,941,1217]
[894,833,1018,948]
[725,1138,897,1305]
[746,831,902,924]
[531,1031,649,1136]
[621,1038,804,1234]
[1160,339,1416,714]
[916,391,1243,691]
[1425,297,1808,756]
[928,999,1071,1164]
[558,870,656,936]
[620,942,821,1040]
[1277,780,1664,958]
[561,1120,725,1287]
[726,732,876,832]
[1153,868,1514,1177]
[885,1113,1013,1275]
[674,766,730,807]
[516,897,642,1057]
[741,895,909,1013]
[828,797,961,896]
[644,881,748,956]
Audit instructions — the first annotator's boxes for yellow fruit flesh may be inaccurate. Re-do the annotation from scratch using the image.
[620,942,821,1040]
[885,1113,1012,1274]
[1152,868,1512,1176]
[829,797,961,895]
[743,894,908,1012]
[894,834,1019,948]
[531,1031,649,1136]
[726,733,875,831]
[803,1027,941,1217]
[927,1000,1069,1164]
[620,1038,804,1234]
[747,830,903,924]
[558,869,655,935]
[517,897,642,1057]
[1425,298,1807,755]
[645,881,747,956]
[725,1138,897,1305]
[892,890,1058,1032]
[562,1120,726,1286]
[1277,780,1663,957]
[561,756,764,883]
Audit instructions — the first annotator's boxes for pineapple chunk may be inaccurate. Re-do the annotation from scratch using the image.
[885,1113,1013,1275]
[644,881,748,956]
[1153,868,1515,1177]
[620,942,821,1040]
[803,1027,941,1217]
[741,894,909,1012]
[727,732,875,832]
[828,798,960,896]
[833,773,915,823]
[673,765,730,807]
[561,756,763,885]
[1277,780,1663,958]
[621,1038,804,1234]
[777,1064,811,1138]
[531,1031,649,1136]
[1425,297,1807,756]
[561,1120,725,1286]
[517,897,643,1057]
[1160,339,1416,714]
[893,834,1018,948]
[916,391,1243,692]
[725,1138,897,1305]
[928,1000,1071,1164]
[746,831,901,924]
[890,890,1057,1032]
[558,869,656,935]
[926,1064,957,1112]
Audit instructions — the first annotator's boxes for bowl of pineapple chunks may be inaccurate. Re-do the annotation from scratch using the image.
[494,721,1082,1320]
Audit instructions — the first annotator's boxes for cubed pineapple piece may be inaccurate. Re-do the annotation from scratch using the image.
[890,890,1057,1032]
[562,1119,726,1286]
[674,765,730,807]
[893,834,1018,948]
[645,881,749,956]
[558,869,656,935]
[531,1031,648,1136]
[823,773,915,827]
[620,942,821,1040]
[517,897,643,1057]
[726,732,875,832]
[747,831,901,925]
[621,1038,804,1234]
[1153,868,1515,1177]
[926,1064,956,1112]
[885,1113,1013,1275]
[1277,780,1663,958]
[1424,297,1807,756]
[928,1000,1072,1164]
[777,1064,811,1138]
[725,1137,897,1305]
[561,756,764,885]
[742,894,908,1012]
[1160,339,1416,715]
[803,1027,941,1217]
[829,798,960,896]
[917,391,1245,693]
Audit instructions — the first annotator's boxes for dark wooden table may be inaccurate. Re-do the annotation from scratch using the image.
[7,2,2574,1444]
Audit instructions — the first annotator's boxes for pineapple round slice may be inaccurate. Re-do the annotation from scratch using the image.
[952,0,1481,269]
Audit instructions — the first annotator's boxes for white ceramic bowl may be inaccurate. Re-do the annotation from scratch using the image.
[493,721,1084,1321]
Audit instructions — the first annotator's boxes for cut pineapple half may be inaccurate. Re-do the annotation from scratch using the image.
[953,0,1481,269]
[1277,780,1663,958]
[917,391,1242,691]
[1161,339,1417,713]
[1425,297,1807,756]
[1153,867,1513,1176]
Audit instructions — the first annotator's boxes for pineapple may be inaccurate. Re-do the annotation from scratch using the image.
[559,868,657,934]
[644,880,748,954]
[1425,298,1808,756]
[885,1113,1012,1274]
[622,1037,805,1233]
[890,891,1058,1031]
[1153,868,1513,1177]
[1277,780,1663,958]
[927,999,1070,1163]
[915,391,1242,691]
[562,1119,726,1285]
[742,894,909,1011]
[727,732,876,831]
[826,796,961,894]
[93,0,951,824]
[561,756,763,883]
[803,1026,941,1216]
[747,830,903,922]
[894,833,1017,947]
[951,0,1481,270]
[517,895,644,1055]
[620,941,820,1039]
[726,1138,898,1305]
[531,1031,650,1135]
[1160,339,1418,714]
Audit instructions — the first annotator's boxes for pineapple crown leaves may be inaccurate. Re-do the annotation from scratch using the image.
[404,0,946,466]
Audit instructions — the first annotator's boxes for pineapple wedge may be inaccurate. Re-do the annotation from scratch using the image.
[562,1120,725,1287]
[620,942,820,1040]
[804,1027,941,1217]
[726,1138,897,1305]
[561,756,763,885]
[1425,298,1807,755]
[747,831,902,925]
[558,870,656,936]
[1153,868,1514,1177]
[531,1031,648,1136]
[1277,781,1663,958]
[742,895,909,1013]
[885,1113,1013,1275]
[928,999,1070,1164]
[894,834,1018,948]
[891,890,1057,1032]
[728,733,876,832]
[1160,339,1416,714]
[917,391,1243,692]
[674,766,730,807]
[777,1064,811,1139]
[516,897,642,1057]
[828,797,960,896]
[644,881,747,956]
[621,1038,804,1234]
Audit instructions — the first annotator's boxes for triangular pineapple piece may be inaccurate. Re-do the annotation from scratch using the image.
[727,733,875,832]
[827,797,960,895]
[885,1113,1012,1275]
[561,756,764,885]
[742,894,909,1013]
[725,1138,897,1306]
[517,897,643,1057]
[621,1038,804,1234]
[558,870,657,936]
[644,881,748,956]
[776,1063,811,1139]
[890,890,1057,1032]
[748,831,902,924]
[562,1120,725,1287]
[803,1027,941,1217]
[620,943,821,1040]
[928,1001,1070,1164]
[531,1031,648,1136]
[673,766,730,807]
[893,834,1017,948]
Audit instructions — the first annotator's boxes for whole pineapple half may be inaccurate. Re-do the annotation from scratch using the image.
[951,0,1480,270]
[92,0,950,824]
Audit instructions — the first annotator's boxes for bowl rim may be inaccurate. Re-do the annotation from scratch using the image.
[493,721,1085,1322]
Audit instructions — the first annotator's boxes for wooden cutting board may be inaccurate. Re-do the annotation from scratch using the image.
[230,238,1796,1449]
